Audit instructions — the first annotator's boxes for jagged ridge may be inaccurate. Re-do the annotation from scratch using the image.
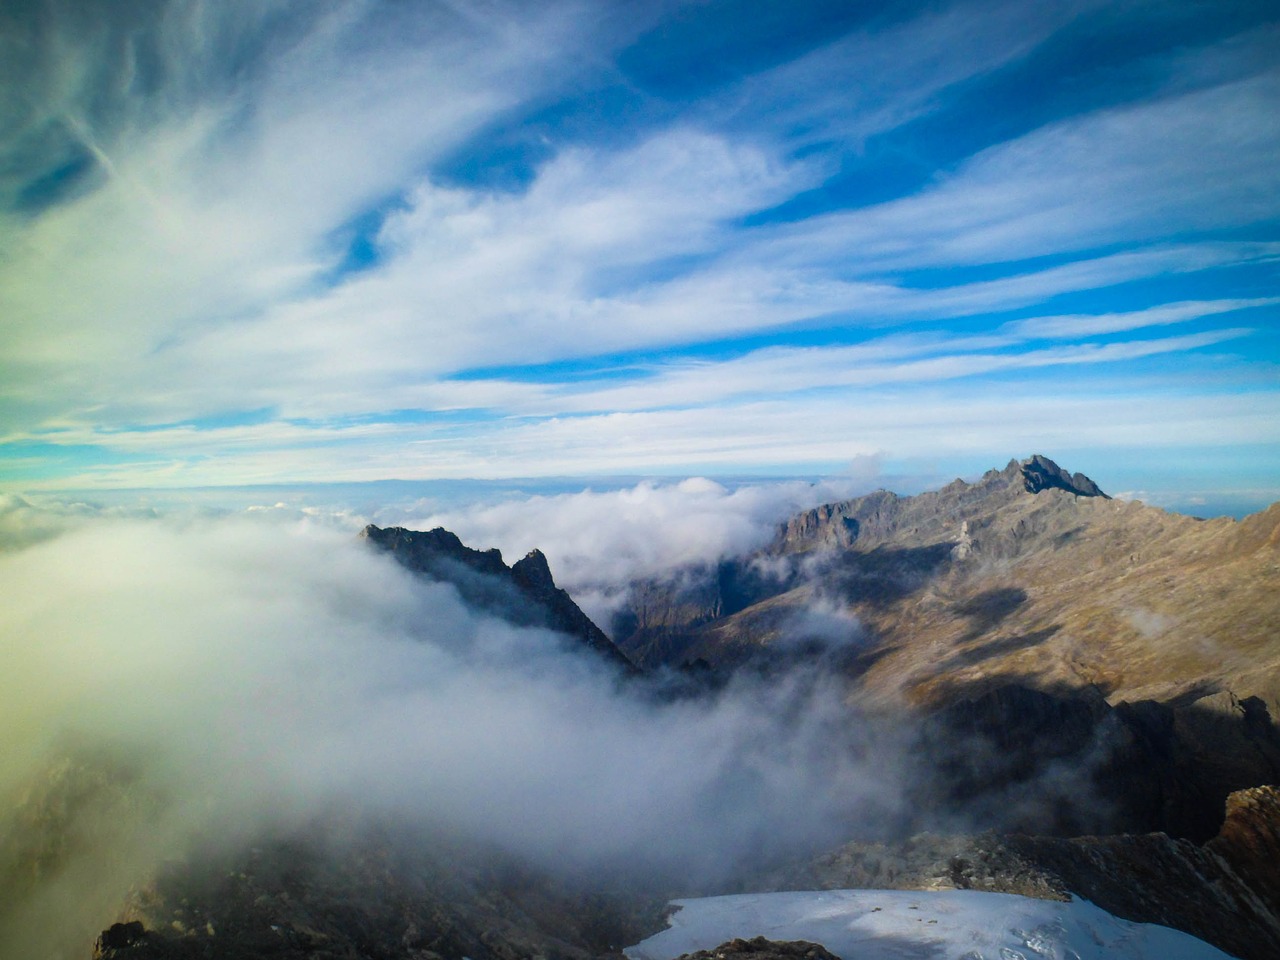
[360,524,636,673]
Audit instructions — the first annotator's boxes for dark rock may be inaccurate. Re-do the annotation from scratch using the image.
[1017,454,1108,499]
[94,920,146,956]
[1003,827,1280,960]
[95,830,672,960]
[511,548,556,593]
[674,935,842,960]
[1206,784,1280,919]
[360,524,636,673]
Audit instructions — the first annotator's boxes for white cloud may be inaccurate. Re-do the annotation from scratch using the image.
[721,0,1101,148]
[399,476,878,624]
[765,68,1280,271]
[0,513,905,952]
[518,325,1254,416]
[0,1,598,429]
[1004,298,1280,339]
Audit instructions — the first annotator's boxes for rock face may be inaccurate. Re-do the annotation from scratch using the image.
[908,682,1280,842]
[1206,785,1280,919]
[360,525,635,673]
[1017,453,1108,498]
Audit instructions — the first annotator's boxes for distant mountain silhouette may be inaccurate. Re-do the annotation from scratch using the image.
[360,523,636,673]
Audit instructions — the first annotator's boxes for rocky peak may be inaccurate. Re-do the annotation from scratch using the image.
[1012,454,1108,499]
[361,524,635,673]
[358,524,508,577]
[511,548,555,594]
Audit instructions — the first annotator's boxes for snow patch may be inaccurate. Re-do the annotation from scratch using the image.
[625,890,1236,960]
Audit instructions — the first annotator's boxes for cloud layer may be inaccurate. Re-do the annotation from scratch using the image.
[0,511,905,953]
[1,0,1277,504]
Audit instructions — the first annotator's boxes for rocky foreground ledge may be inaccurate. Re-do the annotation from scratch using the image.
[766,784,1280,960]
[91,785,1280,960]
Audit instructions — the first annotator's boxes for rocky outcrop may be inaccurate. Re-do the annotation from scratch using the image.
[361,525,635,673]
[1206,785,1280,918]
[671,937,842,960]
[94,921,147,957]
[94,831,669,960]
[1017,454,1108,498]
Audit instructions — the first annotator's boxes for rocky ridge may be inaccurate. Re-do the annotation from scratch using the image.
[359,524,636,673]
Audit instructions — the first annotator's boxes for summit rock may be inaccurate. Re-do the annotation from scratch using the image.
[1015,453,1107,498]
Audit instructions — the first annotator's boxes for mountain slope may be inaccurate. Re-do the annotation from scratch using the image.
[609,456,1280,844]
[613,455,1280,713]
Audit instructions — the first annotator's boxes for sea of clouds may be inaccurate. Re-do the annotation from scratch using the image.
[0,488,905,956]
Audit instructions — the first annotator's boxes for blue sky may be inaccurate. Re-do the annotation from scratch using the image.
[2,0,1278,514]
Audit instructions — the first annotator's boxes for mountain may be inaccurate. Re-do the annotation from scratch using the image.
[611,455,1280,842]
[360,524,636,673]
[614,454,1280,713]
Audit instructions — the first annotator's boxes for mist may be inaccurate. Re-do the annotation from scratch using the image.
[0,511,905,956]
[397,475,877,625]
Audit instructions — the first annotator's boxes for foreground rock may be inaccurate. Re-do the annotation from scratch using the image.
[671,936,842,960]
[94,829,668,960]
[771,785,1280,960]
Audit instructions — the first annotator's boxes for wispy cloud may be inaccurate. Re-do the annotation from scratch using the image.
[1,0,1276,494]
[1004,298,1280,339]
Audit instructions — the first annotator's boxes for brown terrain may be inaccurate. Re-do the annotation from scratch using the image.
[616,454,1280,714]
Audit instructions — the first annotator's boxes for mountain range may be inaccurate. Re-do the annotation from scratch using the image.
[7,455,1277,960]
[612,454,1280,712]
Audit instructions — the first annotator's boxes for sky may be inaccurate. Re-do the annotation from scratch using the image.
[2,0,1279,514]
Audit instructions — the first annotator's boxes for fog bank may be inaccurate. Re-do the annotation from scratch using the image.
[0,512,902,955]
[401,476,876,624]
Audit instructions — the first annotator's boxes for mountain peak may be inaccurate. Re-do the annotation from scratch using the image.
[512,548,555,593]
[1014,454,1108,499]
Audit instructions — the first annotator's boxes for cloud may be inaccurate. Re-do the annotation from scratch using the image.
[1,2,1276,495]
[718,0,1099,148]
[764,65,1280,272]
[0,0,599,430]
[1004,298,1280,339]
[0,512,906,954]
[396,476,880,625]
[160,128,814,419]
